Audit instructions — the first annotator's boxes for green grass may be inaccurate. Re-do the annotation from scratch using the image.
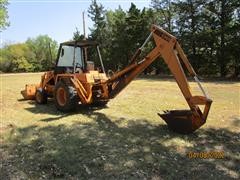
[0,73,239,179]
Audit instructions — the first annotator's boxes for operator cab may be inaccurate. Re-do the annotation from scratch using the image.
[54,40,104,74]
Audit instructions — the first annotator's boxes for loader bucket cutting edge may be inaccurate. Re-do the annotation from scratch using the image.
[158,110,205,134]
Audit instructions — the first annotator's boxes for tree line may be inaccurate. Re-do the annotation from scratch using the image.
[1,0,239,78]
[0,35,58,72]
[85,0,239,77]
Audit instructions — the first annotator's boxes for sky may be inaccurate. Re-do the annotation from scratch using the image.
[2,0,151,45]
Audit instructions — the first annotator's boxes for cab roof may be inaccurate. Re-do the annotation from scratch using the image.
[61,40,98,47]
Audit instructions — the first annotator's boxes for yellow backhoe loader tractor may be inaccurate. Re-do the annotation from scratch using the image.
[21,25,212,134]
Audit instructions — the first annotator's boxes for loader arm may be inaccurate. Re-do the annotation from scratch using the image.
[107,25,212,134]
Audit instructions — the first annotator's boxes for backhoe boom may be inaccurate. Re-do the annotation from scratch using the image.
[107,25,212,134]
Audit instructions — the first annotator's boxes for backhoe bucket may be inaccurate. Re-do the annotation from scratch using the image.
[159,109,207,134]
[158,99,212,134]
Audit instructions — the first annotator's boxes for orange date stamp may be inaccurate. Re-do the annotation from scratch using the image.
[187,151,224,159]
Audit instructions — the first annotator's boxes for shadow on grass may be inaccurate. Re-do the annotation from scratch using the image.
[1,111,239,179]
[23,99,107,121]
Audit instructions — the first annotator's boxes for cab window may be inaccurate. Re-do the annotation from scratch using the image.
[57,46,83,67]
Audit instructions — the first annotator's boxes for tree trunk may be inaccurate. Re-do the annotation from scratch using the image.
[219,0,227,77]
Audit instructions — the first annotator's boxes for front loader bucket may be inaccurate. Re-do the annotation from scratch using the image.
[21,84,39,100]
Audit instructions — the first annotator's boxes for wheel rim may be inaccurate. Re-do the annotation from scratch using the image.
[56,87,67,106]
[36,91,42,102]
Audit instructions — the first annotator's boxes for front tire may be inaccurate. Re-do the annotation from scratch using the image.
[35,88,47,104]
[54,81,77,112]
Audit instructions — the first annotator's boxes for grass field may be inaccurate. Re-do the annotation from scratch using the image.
[0,73,239,179]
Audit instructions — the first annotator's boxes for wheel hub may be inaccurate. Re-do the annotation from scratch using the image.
[57,87,67,106]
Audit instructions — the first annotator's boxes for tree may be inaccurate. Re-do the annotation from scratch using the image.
[88,0,106,43]
[105,7,127,70]
[0,35,58,72]
[83,0,239,77]
[26,35,58,71]
[73,27,85,41]
[0,0,10,30]
[174,0,206,71]
[151,0,176,32]
[87,0,109,69]
[226,5,240,77]
[205,0,239,77]
[0,43,34,72]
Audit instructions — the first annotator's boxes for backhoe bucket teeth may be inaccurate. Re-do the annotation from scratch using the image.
[158,110,205,134]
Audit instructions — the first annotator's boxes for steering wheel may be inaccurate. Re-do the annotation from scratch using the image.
[75,62,83,73]
[75,62,82,68]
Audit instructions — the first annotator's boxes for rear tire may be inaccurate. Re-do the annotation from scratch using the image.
[35,88,47,104]
[54,81,77,112]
